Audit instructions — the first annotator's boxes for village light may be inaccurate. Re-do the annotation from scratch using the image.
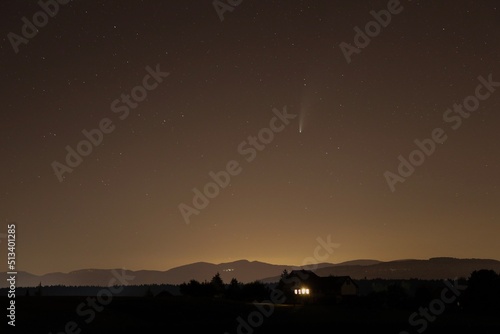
[294,287,310,295]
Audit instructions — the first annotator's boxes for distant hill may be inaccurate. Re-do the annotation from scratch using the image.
[0,260,332,288]
[316,257,500,280]
[333,259,382,267]
[261,257,500,282]
[1,257,499,288]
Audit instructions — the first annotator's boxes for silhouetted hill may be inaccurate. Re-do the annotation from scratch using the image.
[1,257,499,288]
[334,259,382,266]
[0,260,327,287]
[319,257,500,279]
[262,257,500,282]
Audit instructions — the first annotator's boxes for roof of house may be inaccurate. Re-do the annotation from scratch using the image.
[288,270,318,278]
[284,271,358,291]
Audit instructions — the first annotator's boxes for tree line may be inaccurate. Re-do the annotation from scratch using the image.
[179,269,500,312]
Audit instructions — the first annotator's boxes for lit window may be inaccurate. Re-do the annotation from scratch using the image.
[295,287,310,295]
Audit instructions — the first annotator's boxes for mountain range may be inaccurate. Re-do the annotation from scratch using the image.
[2,257,500,288]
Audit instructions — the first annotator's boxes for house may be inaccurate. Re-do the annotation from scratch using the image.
[281,270,358,303]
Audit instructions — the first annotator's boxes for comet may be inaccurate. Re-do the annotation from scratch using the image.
[299,101,308,134]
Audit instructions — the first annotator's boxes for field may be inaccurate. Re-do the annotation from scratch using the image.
[5,295,500,334]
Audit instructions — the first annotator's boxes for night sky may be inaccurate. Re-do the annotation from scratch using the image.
[1,0,499,275]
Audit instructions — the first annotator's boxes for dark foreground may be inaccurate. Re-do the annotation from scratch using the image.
[4,296,500,334]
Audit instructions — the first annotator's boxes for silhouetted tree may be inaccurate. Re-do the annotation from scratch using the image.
[463,269,500,311]
[144,286,154,298]
[276,269,290,296]
[240,281,269,301]
[210,272,225,296]
[180,279,215,298]
[34,282,42,297]
[180,279,200,296]
[280,269,289,281]
[226,278,242,300]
